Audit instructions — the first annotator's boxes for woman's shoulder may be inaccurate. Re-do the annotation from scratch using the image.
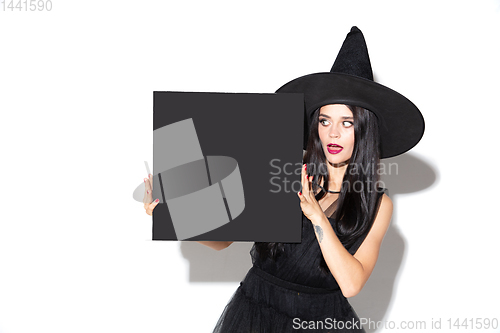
[380,193,393,212]
[373,191,393,232]
[351,190,393,255]
[375,187,391,204]
[375,186,392,210]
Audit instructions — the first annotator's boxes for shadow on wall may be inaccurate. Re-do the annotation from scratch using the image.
[179,152,437,332]
[180,241,253,283]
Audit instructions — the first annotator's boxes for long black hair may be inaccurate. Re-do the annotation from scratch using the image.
[255,105,384,272]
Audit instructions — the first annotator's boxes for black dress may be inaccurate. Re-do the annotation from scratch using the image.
[212,192,384,332]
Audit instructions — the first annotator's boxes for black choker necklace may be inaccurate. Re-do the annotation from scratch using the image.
[314,182,340,194]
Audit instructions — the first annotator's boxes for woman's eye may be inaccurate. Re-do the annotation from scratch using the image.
[343,121,353,127]
[319,119,330,126]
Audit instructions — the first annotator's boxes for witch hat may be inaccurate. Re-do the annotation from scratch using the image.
[276,26,425,159]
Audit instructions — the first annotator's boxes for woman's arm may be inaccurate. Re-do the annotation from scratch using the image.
[197,241,234,251]
[297,164,393,297]
[309,194,392,297]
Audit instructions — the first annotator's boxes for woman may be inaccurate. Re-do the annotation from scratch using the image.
[143,27,424,332]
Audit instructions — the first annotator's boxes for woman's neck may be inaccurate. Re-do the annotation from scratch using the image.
[325,160,348,191]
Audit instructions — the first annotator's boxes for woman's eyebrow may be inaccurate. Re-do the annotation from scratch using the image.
[319,114,354,120]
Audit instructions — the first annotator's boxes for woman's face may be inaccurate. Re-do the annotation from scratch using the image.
[317,104,355,165]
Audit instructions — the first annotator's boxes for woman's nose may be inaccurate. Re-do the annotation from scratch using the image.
[329,127,340,138]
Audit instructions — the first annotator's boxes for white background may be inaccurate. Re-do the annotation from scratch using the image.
[1,1,500,332]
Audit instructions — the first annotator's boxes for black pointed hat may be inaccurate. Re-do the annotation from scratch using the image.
[276,26,425,159]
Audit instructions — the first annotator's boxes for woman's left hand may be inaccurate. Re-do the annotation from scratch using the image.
[297,164,324,221]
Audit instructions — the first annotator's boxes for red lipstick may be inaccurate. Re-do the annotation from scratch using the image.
[327,144,343,154]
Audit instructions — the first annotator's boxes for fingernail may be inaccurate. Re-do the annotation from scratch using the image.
[147,190,150,194]
[305,164,307,171]
[306,175,309,179]
[155,199,159,203]
[298,192,302,195]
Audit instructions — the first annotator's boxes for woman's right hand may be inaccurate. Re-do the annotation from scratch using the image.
[143,173,233,250]
[143,174,159,216]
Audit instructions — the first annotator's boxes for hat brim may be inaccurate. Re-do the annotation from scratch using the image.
[276,72,425,159]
